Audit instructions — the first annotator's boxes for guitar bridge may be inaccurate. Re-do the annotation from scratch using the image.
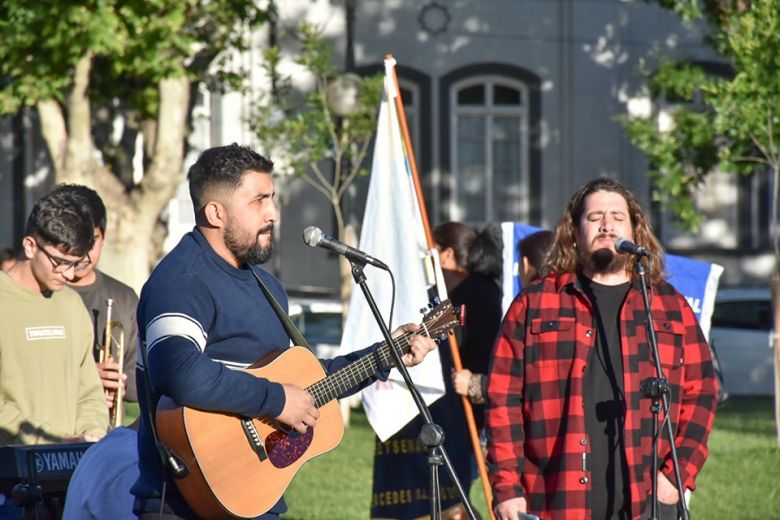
[240,418,268,461]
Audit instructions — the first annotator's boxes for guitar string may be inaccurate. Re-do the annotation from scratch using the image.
[308,332,411,404]
[308,327,420,404]
[324,310,454,402]
[332,328,419,399]
[309,307,452,403]
[307,332,414,406]
[306,309,452,407]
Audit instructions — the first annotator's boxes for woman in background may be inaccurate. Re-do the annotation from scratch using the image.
[442,224,503,433]
[452,229,552,408]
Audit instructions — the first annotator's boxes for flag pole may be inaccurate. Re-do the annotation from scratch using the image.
[386,54,496,520]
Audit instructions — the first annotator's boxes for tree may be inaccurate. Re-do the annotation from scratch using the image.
[622,0,780,442]
[0,1,272,290]
[251,23,383,312]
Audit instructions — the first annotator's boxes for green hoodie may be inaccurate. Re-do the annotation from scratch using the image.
[0,271,108,445]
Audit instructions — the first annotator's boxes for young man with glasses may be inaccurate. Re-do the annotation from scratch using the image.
[0,186,108,447]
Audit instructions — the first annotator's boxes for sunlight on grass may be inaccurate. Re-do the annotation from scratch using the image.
[124,395,776,518]
[285,397,778,519]
[689,397,779,519]
[285,407,490,519]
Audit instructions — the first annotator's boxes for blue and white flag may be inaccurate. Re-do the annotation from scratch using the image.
[501,222,543,313]
[501,222,724,338]
[665,255,724,340]
[338,58,444,442]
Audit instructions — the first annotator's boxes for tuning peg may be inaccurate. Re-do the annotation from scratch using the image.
[438,333,448,342]
[419,307,427,314]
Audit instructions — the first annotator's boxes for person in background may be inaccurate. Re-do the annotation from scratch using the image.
[63,420,139,520]
[131,144,436,519]
[452,229,552,405]
[0,186,109,444]
[447,224,503,431]
[517,230,554,289]
[451,229,552,413]
[486,177,718,520]
[434,222,475,293]
[64,185,139,420]
[0,186,108,518]
[0,247,17,271]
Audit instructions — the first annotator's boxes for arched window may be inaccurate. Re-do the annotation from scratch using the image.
[450,77,528,222]
[441,64,541,225]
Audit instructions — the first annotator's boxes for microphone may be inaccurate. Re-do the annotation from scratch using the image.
[303,226,389,271]
[615,237,651,257]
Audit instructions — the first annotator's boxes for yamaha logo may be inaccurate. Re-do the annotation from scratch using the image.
[32,449,86,475]
[34,453,44,474]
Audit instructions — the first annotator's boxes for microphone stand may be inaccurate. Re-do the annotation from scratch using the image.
[635,256,690,520]
[348,258,477,520]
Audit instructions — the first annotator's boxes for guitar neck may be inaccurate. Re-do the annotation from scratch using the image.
[305,332,414,408]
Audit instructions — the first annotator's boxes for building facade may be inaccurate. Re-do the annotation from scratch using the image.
[0,0,772,292]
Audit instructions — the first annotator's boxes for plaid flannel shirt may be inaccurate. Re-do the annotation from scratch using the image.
[485,272,718,520]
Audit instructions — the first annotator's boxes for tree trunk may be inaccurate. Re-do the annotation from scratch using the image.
[63,53,97,185]
[99,75,191,292]
[36,66,191,294]
[36,100,67,175]
[99,206,160,294]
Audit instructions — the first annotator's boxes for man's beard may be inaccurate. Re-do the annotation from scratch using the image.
[225,220,273,265]
[579,246,628,274]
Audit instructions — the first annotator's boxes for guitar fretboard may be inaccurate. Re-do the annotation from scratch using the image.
[305,331,416,408]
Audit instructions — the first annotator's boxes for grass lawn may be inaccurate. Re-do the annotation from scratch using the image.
[127,396,778,518]
[687,396,779,519]
[285,397,778,519]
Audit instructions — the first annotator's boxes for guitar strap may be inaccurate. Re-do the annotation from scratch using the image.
[251,268,312,351]
[140,338,190,480]
[252,269,398,380]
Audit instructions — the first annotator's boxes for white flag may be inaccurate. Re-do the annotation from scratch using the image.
[338,58,445,442]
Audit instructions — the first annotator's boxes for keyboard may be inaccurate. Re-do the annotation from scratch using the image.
[0,442,92,495]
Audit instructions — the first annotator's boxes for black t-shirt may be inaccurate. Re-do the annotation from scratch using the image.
[579,274,631,519]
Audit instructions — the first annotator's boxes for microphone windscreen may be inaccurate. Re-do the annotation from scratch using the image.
[303,226,323,247]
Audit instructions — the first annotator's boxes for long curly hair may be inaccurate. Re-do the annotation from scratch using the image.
[542,177,666,283]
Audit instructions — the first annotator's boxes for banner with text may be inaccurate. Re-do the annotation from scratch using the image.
[501,222,724,338]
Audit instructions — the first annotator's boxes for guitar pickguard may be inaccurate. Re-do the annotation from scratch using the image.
[265,427,314,468]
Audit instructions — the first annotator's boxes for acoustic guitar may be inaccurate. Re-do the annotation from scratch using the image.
[156,299,459,519]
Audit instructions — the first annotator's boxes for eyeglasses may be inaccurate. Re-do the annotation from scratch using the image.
[35,240,92,273]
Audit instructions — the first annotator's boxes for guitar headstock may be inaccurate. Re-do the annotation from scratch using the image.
[420,299,460,340]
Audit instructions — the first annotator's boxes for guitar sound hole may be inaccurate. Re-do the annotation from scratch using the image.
[265,427,314,468]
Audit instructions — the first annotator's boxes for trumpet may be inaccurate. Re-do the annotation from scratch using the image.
[101,298,126,429]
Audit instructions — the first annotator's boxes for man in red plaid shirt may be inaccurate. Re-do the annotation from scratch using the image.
[486,178,718,520]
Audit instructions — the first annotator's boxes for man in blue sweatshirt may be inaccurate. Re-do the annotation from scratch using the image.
[131,143,437,519]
